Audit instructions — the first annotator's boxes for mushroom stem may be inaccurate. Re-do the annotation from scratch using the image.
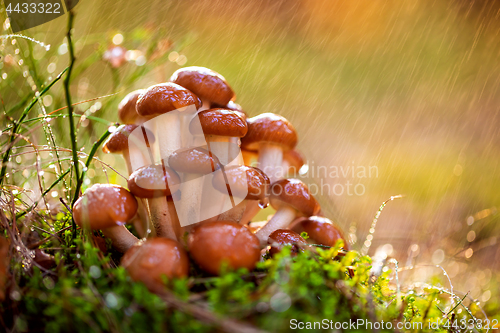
[239,201,261,225]
[177,173,204,226]
[121,150,152,238]
[258,143,283,183]
[156,116,181,163]
[148,197,180,240]
[199,99,211,111]
[255,206,296,246]
[101,225,140,252]
[135,199,155,238]
[217,200,247,222]
[206,135,242,166]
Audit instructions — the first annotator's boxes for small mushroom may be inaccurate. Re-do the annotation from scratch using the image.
[188,221,260,275]
[128,164,181,240]
[191,108,247,166]
[103,124,154,237]
[118,89,150,125]
[136,83,201,161]
[255,179,320,246]
[170,66,235,111]
[102,124,154,175]
[73,184,139,252]
[241,113,297,183]
[212,165,270,223]
[290,216,348,250]
[122,238,189,293]
[268,229,306,257]
[168,147,220,226]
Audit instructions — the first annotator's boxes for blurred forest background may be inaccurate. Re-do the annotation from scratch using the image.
[1,0,499,304]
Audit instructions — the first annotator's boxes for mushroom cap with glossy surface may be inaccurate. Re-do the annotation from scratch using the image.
[290,216,348,249]
[168,147,220,175]
[128,164,181,198]
[122,238,189,293]
[268,229,306,256]
[212,165,270,201]
[136,82,201,117]
[211,101,247,119]
[170,66,234,106]
[190,108,247,138]
[118,89,149,125]
[241,113,297,151]
[269,179,320,217]
[103,124,155,154]
[188,221,260,275]
[73,184,138,230]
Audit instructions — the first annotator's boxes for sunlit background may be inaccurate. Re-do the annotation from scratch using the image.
[1,0,499,310]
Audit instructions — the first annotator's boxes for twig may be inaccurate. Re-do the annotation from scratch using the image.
[157,290,268,333]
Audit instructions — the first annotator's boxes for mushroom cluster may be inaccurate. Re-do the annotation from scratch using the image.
[74,66,348,292]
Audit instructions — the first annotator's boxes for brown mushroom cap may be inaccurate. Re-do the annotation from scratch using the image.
[103,124,137,153]
[211,101,247,119]
[122,238,189,293]
[190,108,247,137]
[283,149,305,172]
[268,229,306,256]
[269,179,320,216]
[290,216,348,249]
[212,165,270,201]
[102,125,155,154]
[241,113,297,151]
[118,89,148,124]
[170,66,234,106]
[128,164,181,198]
[136,83,201,117]
[188,221,260,275]
[168,147,220,175]
[73,184,138,230]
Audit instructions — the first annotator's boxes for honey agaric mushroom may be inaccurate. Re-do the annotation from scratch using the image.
[118,89,150,125]
[241,113,297,183]
[168,147,220,225]
[103,124,154,237]
[191,108,247,166]
[281,149,305,179]
[136,83,201,160]
[255,179,320,246]
[291,216,349,250]
[73,184,139,253]
[102,124,154,175]
[188,221,260,275]
[170,66,235,111]
[122,238,189,293]
[268,229,306,257]
[128,164,181,240]
[211,165,270,223]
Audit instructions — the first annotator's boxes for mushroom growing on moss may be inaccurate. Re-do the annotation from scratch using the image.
[122,238,189,293]
[255,179,320,246]
[188,221,260,275]
[73,184,139,253]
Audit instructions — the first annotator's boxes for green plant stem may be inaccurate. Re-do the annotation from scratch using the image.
[0,68,68,186]
[63,11,79,209]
